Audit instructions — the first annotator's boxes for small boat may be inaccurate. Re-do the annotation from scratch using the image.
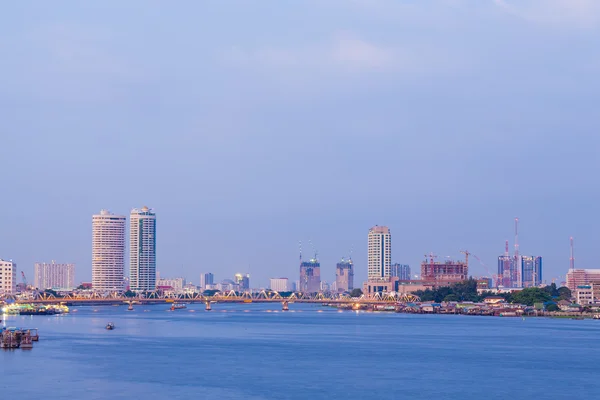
[593,314,600,320]
[106,322,115,330]
[170,303,187,311]
[20,333,33,349]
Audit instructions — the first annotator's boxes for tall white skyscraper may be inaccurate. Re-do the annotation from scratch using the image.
[92,210,126,291]
[34,261,75,290]
[368,226,392,279]
[130,206,156,291]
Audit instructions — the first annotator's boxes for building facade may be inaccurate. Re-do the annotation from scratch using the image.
[497,255,517,287]
[156,277,185,291]
[521,256,542,287]
[300,258,321,293]
[0,259,16,294]
[270,278,289,292]
[34,261,75,290]
[421,259,468,284]
[336,258,354,292]
[130,206,156,292]
[391,263,411,280]
[200,273,214,290]
[234,273,250,290]
[92,210,126,291]
[566,269,600,291]
[368,226,391,279]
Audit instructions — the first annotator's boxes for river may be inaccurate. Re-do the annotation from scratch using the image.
[2,303,598,399]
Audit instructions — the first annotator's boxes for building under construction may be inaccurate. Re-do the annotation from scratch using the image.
[420,257,468,286]
[299,258,321,293]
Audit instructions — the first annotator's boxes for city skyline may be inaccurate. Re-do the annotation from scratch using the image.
[0,212,589,289]
[1,1,599,289]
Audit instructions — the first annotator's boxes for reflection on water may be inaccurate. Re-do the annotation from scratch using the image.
[2,303,600,400]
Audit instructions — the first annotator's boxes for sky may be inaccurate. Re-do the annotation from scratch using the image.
[1,0,599,288]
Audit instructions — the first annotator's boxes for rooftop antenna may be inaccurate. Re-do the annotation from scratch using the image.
[299,241,302,262]
[514,217,519,260]
[349,244,354,261]
[570,237,575,271]
[514,217,521,287]
[504,240,509,257]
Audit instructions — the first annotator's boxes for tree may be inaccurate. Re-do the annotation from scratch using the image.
[511,288,551,306]
[546,303,559,312]
[558,286,572,301]
[349,288,363,298]
[543,283,559,297]
[203,289,220,296]
[123,290,136,298]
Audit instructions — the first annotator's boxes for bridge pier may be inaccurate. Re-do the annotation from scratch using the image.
[205,301,212,311]
[282,301,289,311]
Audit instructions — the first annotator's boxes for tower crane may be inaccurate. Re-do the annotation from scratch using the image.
[21,271,28,289]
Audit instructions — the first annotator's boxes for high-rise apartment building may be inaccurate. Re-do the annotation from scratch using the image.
[336,258,354,292]
[130,206,157,292]
[391,263,411,280]
[270,278,289,292]
[0,259,16,294]
[300,257,321,293]
[200,272,214,290]
[368,226,391,279]
[34,261,75,290]
[521,256,542,287]
[92,210,126,291]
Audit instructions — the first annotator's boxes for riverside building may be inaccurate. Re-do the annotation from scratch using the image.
[92,210,126,291]
[130,206,157,292]
[0,259,16,295]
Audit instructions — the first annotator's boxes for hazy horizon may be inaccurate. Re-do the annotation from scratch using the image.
[2,1,599,287]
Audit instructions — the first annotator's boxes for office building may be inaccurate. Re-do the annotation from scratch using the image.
[0,259,16,295]
[200,273,214,290]
[92,210,126,291]
[34,261,75,290]
[391,263,411,280]
[368,226,391,279]
[521,256,542,287]
[336,258,354,292]
[270,278,289,292]
[300,257,321,293]
[130,206,156,292]
[234,273,250,290]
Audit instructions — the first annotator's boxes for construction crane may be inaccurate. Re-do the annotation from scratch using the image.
[462,251,501,288]
[21,271,28,289]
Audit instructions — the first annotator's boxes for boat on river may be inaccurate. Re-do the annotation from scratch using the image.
[170,303,187,311]
[106,322,115,330]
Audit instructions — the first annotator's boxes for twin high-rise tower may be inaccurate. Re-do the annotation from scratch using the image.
[129,207,156,291]
[92,207,156,292]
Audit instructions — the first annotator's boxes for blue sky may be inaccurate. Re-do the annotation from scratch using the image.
[1,0,599,288]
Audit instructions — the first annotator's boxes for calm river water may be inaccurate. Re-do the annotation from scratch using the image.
[2,303,599,399]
